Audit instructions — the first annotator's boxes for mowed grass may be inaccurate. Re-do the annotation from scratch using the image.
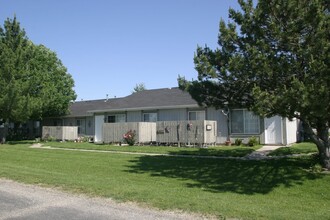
[0,143,329,220]
[45,141,261,157]
[269,142,318,156]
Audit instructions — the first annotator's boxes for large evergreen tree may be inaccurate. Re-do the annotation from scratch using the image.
[179,0,330,169]
[0,17,76,129]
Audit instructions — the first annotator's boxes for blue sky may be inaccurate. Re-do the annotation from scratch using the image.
[0,0,241,100]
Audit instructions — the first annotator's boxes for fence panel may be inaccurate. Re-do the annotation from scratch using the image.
[42,126,78,140]
[103,122,156,144]
[156,120,217,145]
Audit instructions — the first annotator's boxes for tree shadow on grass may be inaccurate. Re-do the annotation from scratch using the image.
[126,155,322,195]
[167,147,255,157]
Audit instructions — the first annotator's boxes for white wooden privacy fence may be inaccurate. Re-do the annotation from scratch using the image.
[101,121,217,145]
[156,120,217,145]
[42,126,78,141]
[102,122,156,144]
[42,121,217,145]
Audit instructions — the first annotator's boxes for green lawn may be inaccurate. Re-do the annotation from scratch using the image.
[0,143,329,219]
[45,141,261,157]
[269,142,318,156]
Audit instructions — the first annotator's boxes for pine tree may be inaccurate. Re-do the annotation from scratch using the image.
[132,83,146,93]
[179,0,330,169]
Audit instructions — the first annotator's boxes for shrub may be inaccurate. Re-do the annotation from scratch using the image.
[248,136,258,146]
[309,154,324,173]
[7,127,29,141]
[123,130,136,146]
[310,163,323,173]
[77,136,92,142]
[42,135,56,142]
[234,138,243,146]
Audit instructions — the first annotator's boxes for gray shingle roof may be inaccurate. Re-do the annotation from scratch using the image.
[67,87,198,117]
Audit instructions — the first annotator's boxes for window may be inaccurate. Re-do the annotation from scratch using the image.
[116,114,126,122]
[34,121,40,128]
[244,111,260,133]
[231,109,260,134]
[143,113,157,122]
[76,119,81,134]
[76,119,86,135]
[108,116,116,123]
[188,111,205,120]
[107,114,126,123]
[231,110,244,133]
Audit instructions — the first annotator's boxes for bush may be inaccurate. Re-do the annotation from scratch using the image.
[7,127,29,141]
[77,136,93,142]
[123,130,136,146]
[248,136,258,146]
[309,154,324,173]
[43,136,56,142]
[234,138,243,146]
[310,163,323,173]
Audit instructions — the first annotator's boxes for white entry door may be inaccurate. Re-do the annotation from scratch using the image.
[94,115,104,143]
[264,116,282,144]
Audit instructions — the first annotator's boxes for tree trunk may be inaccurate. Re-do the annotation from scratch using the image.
[302,121,330,170]
[316,123,330,170]
[314,141,330,170]
[321,146,330,170]
[1,122,9,144]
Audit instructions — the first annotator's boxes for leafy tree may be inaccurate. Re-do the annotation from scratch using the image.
[0,17,76,134]
[28,44,76,119]
[132,83,146,93]
[179,0,330,169]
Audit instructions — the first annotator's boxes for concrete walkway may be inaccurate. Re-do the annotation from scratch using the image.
[244,145,286,160]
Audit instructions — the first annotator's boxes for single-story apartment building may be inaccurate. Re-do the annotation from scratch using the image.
[43,87,298,145]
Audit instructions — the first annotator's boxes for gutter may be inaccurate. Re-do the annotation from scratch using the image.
[87,104,200,113]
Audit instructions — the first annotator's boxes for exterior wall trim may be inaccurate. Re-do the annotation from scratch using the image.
[88,104,199,114]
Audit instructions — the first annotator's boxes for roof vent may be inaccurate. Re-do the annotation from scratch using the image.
[105,94,109,102]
